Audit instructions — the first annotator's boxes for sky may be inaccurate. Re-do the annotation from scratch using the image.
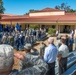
[3,0,76,15]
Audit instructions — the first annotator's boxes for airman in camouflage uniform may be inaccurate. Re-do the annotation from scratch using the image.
[25,34,31,43]
[8,33,14,46]
[40,41,47,59]
[14,44,48,75]
[2,33,7,44]
[0,44,14,75]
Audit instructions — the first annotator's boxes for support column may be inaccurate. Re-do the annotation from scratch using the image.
[39,24,42,30]
[59,25,60,33]
[74,25,76,50]
[26,24,29,29]
[56,25,58,30]
[74,25,76,35]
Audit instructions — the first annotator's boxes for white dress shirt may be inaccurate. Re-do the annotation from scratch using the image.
[58,44,69,58]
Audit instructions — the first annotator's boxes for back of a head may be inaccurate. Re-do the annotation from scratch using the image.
[0,44,14,75]
[65,35,68,38]
[60,38,65,44]
[48,37,54,44]
[24,43,32,52]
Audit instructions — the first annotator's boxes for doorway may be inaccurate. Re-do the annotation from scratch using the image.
[63,25,70,33]
[60,25,70,33]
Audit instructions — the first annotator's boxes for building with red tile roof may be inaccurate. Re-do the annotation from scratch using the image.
[0,8,76,34]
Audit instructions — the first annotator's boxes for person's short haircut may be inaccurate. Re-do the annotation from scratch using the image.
[60,38,65,43]
[24,43,32,50]
[0,44,14,74]
[57,35,61,39]
[48,37,54,44]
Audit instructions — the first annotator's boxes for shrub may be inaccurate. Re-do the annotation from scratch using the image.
[48,28,56,35]
[29,25,38,29]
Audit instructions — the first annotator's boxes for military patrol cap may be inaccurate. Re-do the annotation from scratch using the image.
[24,43,32,50]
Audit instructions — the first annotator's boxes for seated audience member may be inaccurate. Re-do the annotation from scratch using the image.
[14,43,48,75]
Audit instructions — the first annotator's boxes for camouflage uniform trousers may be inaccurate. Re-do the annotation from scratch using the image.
[18,65,48,75]
[18,53,48,75]
[11,67,39,75]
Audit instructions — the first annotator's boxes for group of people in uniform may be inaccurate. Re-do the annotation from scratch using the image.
[0,26,46,51]
[0,25,74,75]
[0,24,47,75]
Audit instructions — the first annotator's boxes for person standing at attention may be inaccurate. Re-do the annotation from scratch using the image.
[68,36,74,52]
[57,38,69,75]
[40,41,47,59]
[44,37,58,75]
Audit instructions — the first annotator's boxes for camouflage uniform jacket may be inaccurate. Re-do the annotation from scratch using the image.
[9,71,18,75]
[40,44,47,59]
[2,35,7,44]
[8,35,14,45]
[19,53,48,75]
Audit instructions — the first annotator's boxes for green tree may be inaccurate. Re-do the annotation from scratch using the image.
[0,0,5,20]
[55,3,76,12]
[67,9,76,12]
[0,0,5,13]
[25,9,39,15]
[29,9,35,12]
[29,9,38,13]
[55,5,60,9]
[55,3,71,12]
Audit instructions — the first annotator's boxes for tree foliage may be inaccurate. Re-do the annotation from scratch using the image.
[29,9,38,12]
[0,0,5,13]
[25,9,38,15]
[29,25,39,29]
[48,28,56,35]
[55,3,76,12]
[29,9,35,12]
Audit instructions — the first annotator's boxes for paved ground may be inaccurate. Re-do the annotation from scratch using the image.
[13,35,75,70]
[13,36,57,69]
